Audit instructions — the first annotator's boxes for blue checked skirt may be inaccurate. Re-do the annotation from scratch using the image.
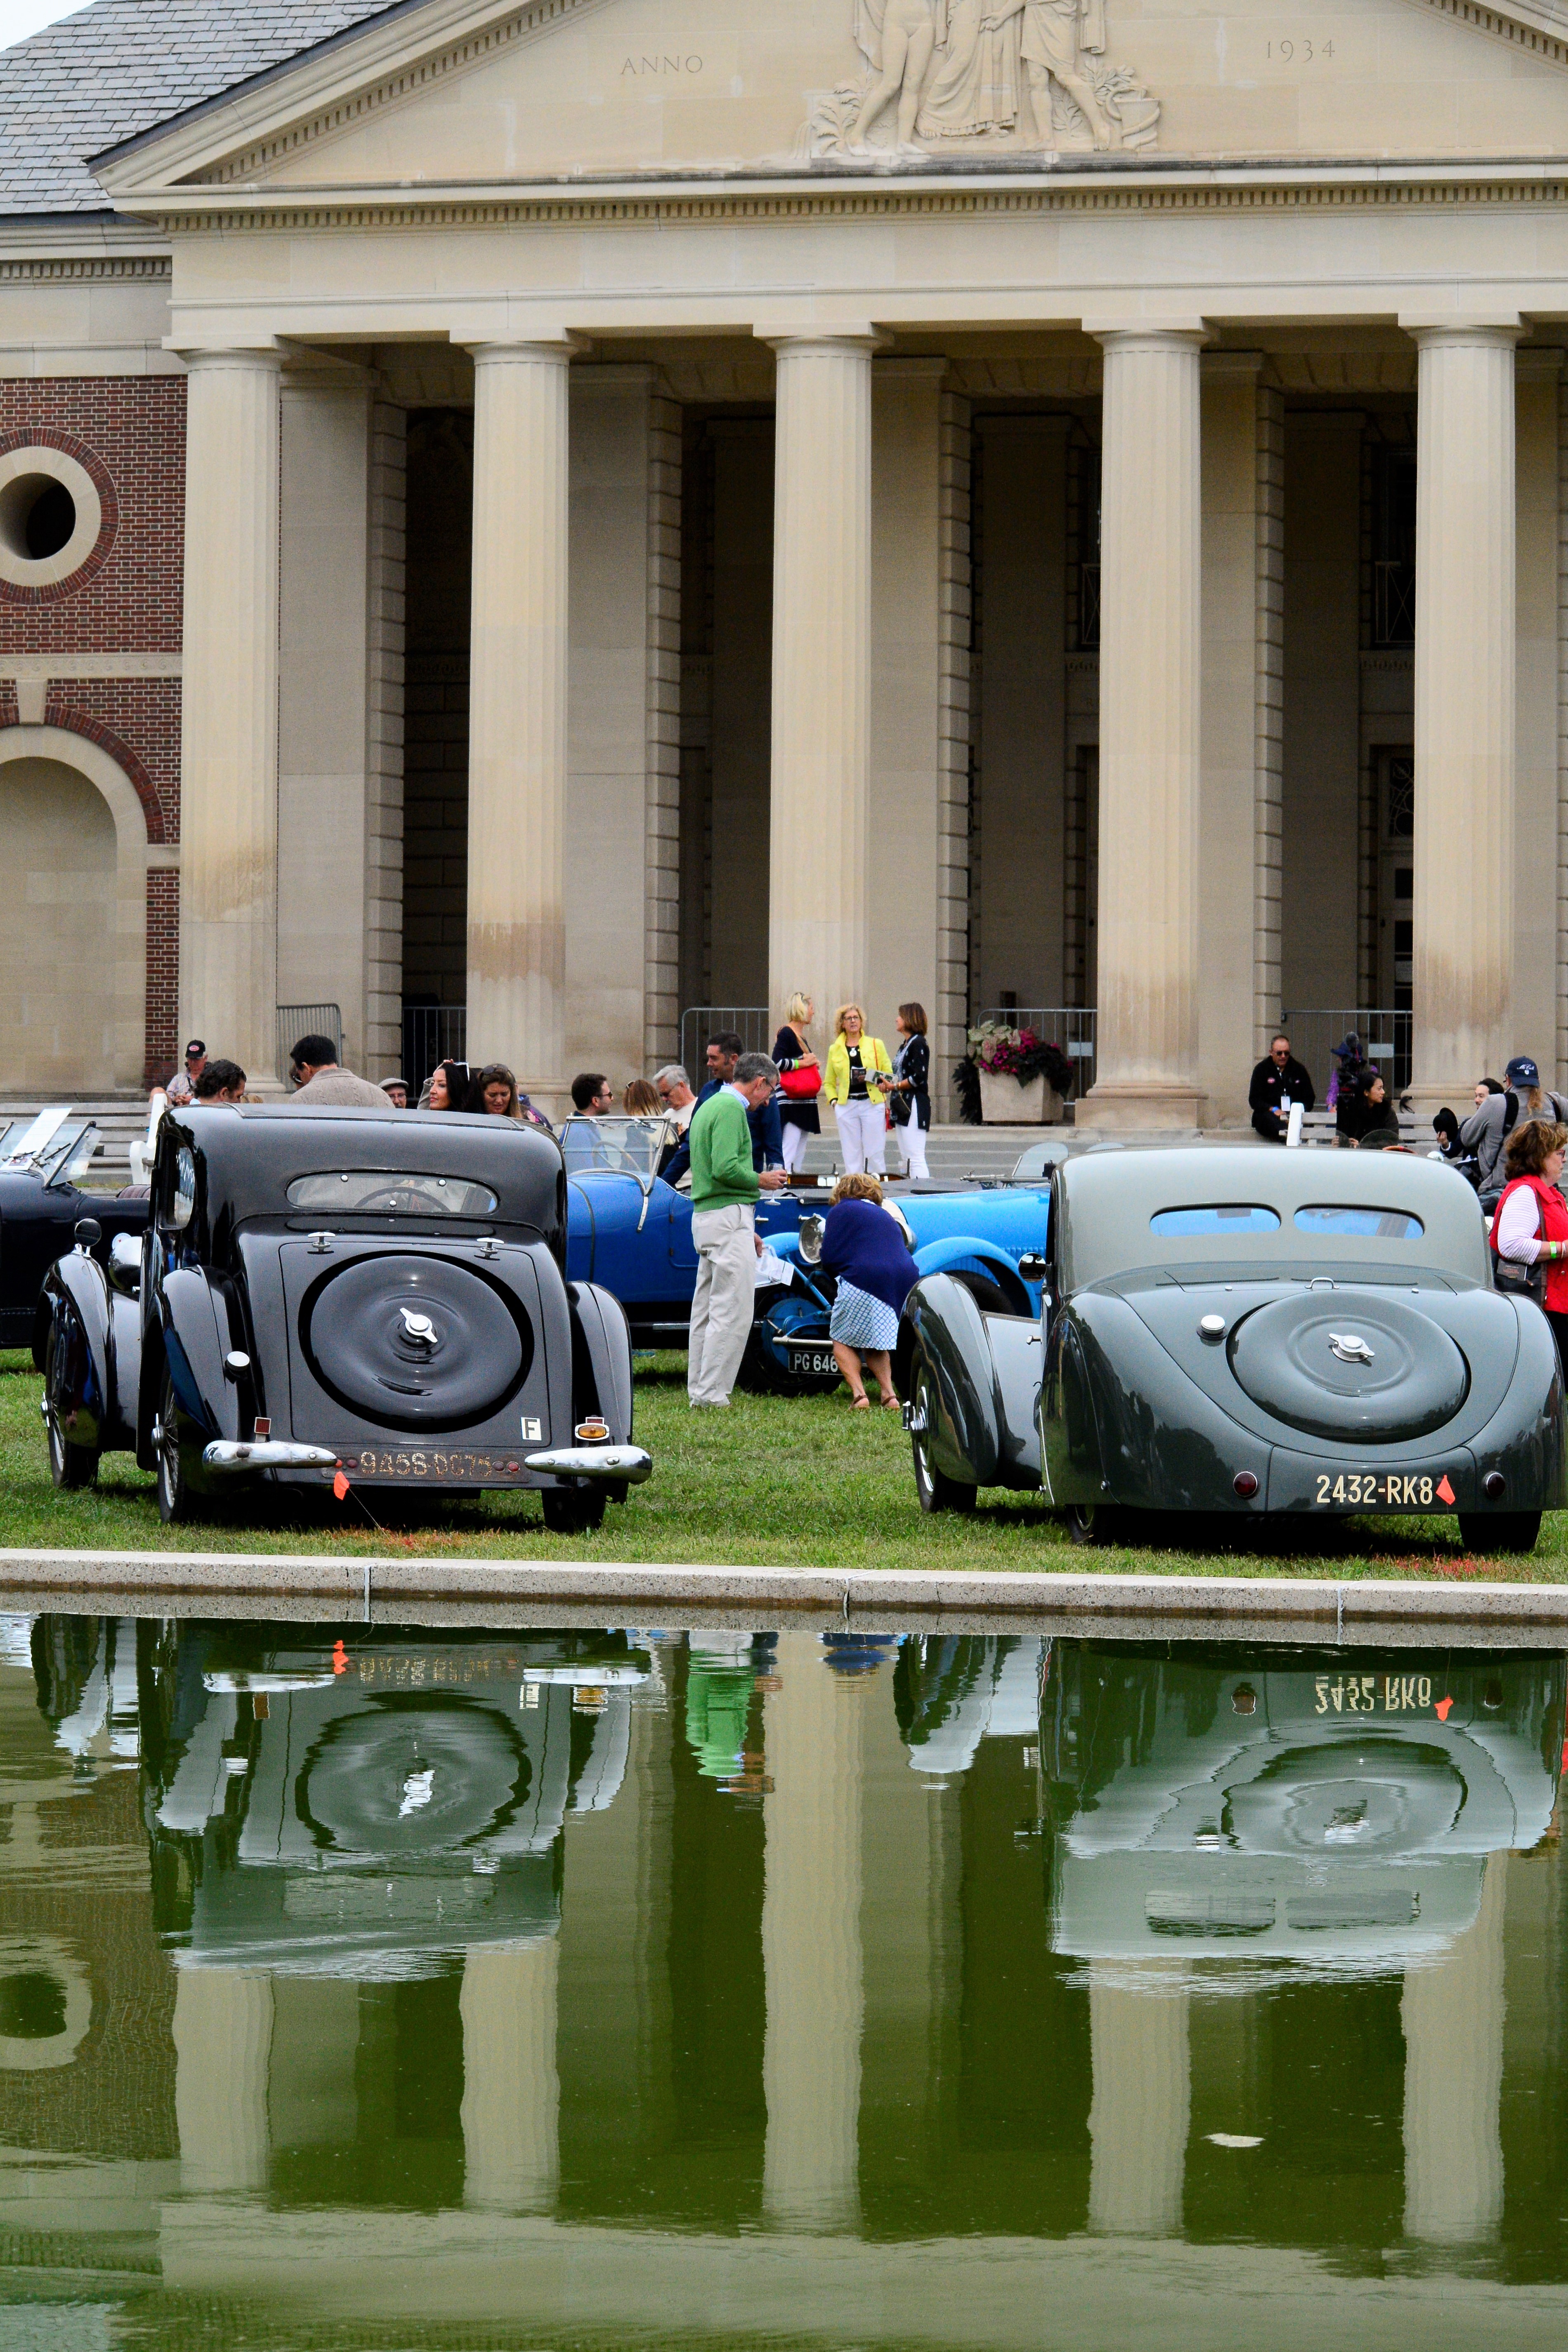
[829,1278,900,1354]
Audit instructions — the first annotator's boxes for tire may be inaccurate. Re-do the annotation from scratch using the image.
[910,1366,976,1515]
[1067,1502,1124,1547]
[1457,1510,1541,1555]
[155,1365,200,1527]
[541,1485,607,1537]
[43,1308,98,1491]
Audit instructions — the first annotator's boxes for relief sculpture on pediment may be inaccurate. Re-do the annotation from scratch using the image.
[804,0,1158,159]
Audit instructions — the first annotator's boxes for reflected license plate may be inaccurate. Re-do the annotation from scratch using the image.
[782,1344,839,1379]
[335,1448,526,1483]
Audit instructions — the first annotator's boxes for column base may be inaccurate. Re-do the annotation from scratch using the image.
[1075,1081,1206,1134]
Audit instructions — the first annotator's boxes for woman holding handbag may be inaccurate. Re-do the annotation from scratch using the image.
[772,991,821,1178]
[886,1001,932,1182]
[1489,1118,1568,1372]
[826,1002,895,1177]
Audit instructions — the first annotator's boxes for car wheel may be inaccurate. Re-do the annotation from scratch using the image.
[911,1368,975,1515]
[1067,1502,1123,1546]
[155,1366,200,1527]
[43,1308,97,1491]
[541,1485,607,1537]
[1457,1510,1541,1555]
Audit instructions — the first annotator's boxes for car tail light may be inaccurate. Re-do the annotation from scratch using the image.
[1233,1471,1260,1500]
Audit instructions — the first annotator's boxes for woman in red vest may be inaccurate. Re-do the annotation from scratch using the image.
[1490,1117,1568,1372]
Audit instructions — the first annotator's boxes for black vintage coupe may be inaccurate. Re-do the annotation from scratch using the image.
[901,1145,1564,1552]
[0,1112,148,1351]
[37,1104,647,1531]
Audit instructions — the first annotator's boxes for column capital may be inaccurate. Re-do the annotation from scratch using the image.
[163,341,285,371]
[1401,317,1525,349]
[756,326,891,357]
[1084,318,1210,350]
[465,335,588,366]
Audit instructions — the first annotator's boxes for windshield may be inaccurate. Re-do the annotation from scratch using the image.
[559,1116,669,1181]
[286,1171,499,1217]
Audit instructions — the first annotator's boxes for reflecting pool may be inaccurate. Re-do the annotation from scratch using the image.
[2,1616,1568,2348]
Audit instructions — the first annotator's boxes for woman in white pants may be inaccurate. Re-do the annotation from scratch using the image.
[772,991,821,1176]
[826,1002,894,1177]
[889,1001,932,1181]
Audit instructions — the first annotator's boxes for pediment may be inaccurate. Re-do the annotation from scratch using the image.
[94,0,1568,200]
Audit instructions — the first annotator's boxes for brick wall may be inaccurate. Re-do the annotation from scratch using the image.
[0,378,186,1083]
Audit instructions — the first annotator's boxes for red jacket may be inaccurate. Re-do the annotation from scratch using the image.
[1490,1175,1568,1312]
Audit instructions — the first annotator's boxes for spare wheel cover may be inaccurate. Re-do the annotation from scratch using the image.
[1228,1293,1466,1443]
[302,1252,529,1430]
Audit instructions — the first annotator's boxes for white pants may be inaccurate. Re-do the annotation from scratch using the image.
[780,1120,811,1175]
[836,1100,887,1176]
[896,1116,929,1181]
[687,1203,756,1404]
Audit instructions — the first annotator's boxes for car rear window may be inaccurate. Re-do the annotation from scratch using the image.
[1294,1205,1424,1240]
[286,1172,498,1216]
[1150,1205,1281,1236]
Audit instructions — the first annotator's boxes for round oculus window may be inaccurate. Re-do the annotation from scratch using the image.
[0,446,104,590]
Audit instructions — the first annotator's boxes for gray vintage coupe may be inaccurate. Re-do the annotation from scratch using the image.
[901,1145,1563,1551]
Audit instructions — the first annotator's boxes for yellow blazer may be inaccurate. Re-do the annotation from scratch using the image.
[825,1033,894,1107]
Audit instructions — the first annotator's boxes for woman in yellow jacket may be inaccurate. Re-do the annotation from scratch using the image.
[825,1002,895,1176]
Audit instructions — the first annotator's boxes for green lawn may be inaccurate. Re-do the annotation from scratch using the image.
[2,1348,1564,1580]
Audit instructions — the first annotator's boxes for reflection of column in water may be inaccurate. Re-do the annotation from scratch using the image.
[763,1634,864,2232]
[1087,1964,1190,2236]
[1403,1852,1506,2243]
[173,1967,274,2194]
[460,1943,560,2213]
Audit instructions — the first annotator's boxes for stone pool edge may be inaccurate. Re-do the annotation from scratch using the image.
[0,1549,1563,1644]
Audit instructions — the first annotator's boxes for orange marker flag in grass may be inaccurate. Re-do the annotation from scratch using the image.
[333,1468,350,1502]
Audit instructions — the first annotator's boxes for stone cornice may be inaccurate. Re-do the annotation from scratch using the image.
[140,164,1568,236]
[0,254,170,281]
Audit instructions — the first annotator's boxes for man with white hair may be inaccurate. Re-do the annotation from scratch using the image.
[654,1065,698,1133]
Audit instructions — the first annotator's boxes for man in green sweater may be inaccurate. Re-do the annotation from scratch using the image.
[687,1051,786,1407]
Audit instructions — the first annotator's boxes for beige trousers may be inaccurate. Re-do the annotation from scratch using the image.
[688,1203,757,1404]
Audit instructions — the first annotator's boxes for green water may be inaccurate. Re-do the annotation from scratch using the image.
[0,1615,1566,2349]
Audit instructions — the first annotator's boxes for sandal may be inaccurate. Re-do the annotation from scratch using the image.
[850,1394,871,1410]
[879,1396,900,1411]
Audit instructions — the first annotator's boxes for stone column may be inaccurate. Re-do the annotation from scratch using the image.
[1078,328,1206,1131]
[1086,1964,1190,2234]
[467,341,576,1112]
[1407,322,1522,1108]
[460,1941,560,2213]
[762,1631,863,2231]
[767,335,877,1035]
[178,347,283,1091]
[1403,1853,1507,2243]
[172,1966,274,2193]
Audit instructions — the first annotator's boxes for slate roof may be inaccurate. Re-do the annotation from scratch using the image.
[0,0,415,217]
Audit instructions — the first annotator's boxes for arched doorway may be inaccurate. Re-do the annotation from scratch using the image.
[0,737,149,1093]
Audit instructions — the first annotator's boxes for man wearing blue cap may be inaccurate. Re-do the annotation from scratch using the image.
[1460,1055,1568,1206]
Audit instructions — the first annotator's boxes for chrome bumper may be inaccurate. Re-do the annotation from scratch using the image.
[203,1439,340,1472]
[524,1445,652,1485]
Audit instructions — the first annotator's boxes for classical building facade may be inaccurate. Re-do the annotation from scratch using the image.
[2,0,1568,1122]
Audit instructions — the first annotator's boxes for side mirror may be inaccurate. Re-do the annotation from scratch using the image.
[107,1232,141,1296]
[73,1217,102,1252]
[1018,1254,1048,1285]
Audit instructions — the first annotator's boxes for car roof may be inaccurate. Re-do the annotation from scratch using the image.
[1058,1144,1490,1289]
[160,1104,562,1228]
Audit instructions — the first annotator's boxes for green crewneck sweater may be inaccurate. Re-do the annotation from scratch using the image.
[688,1086,760,1213]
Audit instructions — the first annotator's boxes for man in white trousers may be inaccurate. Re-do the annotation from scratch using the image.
[686,1054,787,1407]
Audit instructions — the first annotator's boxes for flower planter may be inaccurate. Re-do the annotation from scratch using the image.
[978,1071,1063,1125]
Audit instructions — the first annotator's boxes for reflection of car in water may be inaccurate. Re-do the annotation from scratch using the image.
[895,1634,1044,1780]
[1041,1642,1566,1970]
[141,1625,653,1975]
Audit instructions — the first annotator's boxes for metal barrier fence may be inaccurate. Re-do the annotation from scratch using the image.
[977,1007,1098,1098]
[678,1006,772,1078]
[402,1005,468,1095]
[1282,1009,1413,1100]
[276,1004,342,1083]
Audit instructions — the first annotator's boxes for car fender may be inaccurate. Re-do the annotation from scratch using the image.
[904,1272,1001,1487]
[40,1251,129,1455]
[912,1235,1035,1313]
[158,1269,240,1445]
[1465,1293,1568,1512]
[1069,1291,1273,1513]
[567,1281,635,1443]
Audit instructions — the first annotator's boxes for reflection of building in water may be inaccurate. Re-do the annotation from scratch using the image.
[1043,1643,1567,2245]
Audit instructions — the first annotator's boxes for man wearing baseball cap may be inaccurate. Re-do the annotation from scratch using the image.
[163,1040,207,1107]
[1460,1053,1568,1206]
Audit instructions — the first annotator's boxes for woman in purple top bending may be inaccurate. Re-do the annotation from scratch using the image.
[820,1172,918,1410]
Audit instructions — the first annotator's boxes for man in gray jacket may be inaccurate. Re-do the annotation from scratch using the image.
[285,1033,392,1107]
[1460,1055,1568,1203]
